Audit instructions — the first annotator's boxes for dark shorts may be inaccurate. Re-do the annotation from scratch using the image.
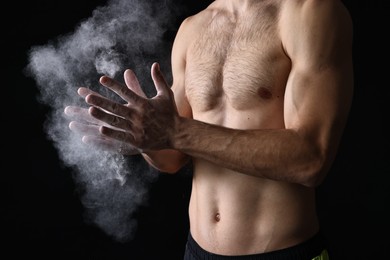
[183,231,330,260]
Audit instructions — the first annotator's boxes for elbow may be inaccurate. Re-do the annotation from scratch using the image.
[302,170,325,188]
[148,162,184,175]
[286,129,338,188]
[299,155,329,188]
[159,165,183,174]
[148,159,189,175]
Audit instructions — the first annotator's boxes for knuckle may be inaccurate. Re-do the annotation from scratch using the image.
[110,116,120,126]
[111,102,121,114]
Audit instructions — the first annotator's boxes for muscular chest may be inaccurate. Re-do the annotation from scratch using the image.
[185,5,289,112]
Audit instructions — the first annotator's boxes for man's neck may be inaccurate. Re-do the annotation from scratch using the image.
[213,0,262,15]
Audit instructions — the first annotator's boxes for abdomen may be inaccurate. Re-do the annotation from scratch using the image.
[189,161,319,255]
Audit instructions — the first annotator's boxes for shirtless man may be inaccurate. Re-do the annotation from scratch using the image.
[65,0,353,258]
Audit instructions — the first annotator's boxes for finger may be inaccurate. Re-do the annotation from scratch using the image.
[82,136,141,155]
[85,94,132,118]
[99,75,143,104]
[89,106,132,131]
[69,121,101,136]
[124,69,147,98]
[65,106,124,131]
[151,62,170,97]
[64,106,102,125]
[99,125,137,148]
[78,87,102,98]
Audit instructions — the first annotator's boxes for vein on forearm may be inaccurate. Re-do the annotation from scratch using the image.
[173,117,320,185]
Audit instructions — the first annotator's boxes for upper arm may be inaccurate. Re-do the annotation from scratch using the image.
[280,0,354,170]
[170,17,194,119]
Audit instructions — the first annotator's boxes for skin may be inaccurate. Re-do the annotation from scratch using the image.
[65,0,353,256]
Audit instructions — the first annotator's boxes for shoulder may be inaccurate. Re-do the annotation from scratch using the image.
[177,6,215,38]
[172,5,216,56]
[280,0,348,8]
[279,0,352,22]
[281,0,353,39]
[278,0,353,60]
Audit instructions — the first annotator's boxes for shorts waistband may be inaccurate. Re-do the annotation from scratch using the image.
[185,231,329,260]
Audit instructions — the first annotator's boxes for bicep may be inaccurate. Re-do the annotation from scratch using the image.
[284,65,353,149]
[282,0,353,157]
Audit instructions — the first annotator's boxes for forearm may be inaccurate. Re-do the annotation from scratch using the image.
[172,117,325,187]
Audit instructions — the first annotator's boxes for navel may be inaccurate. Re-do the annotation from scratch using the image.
[214,213,221,222]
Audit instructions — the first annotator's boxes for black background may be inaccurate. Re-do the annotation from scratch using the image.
[3,0,389,259]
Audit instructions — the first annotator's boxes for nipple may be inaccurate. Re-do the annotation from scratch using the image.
[257,87,272,99]
[214,213,221,222]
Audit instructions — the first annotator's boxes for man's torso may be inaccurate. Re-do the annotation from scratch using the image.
[183,0,319,255]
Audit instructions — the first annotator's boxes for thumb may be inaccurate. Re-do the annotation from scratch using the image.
[151,62,171,97]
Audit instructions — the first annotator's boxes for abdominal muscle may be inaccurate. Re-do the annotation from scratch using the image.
[188,145,319,256]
